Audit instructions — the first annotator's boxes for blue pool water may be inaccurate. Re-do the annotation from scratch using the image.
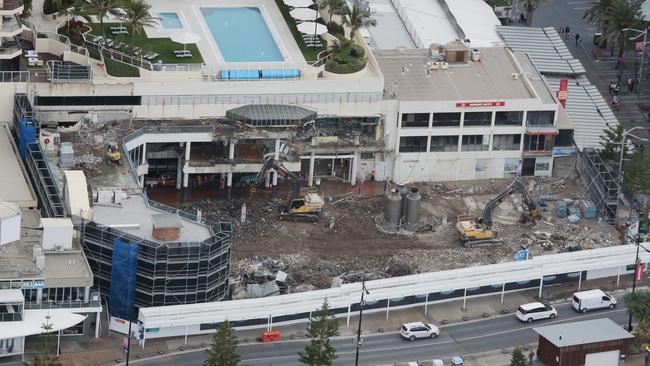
[200,7,284,62]
[159,13,182,29]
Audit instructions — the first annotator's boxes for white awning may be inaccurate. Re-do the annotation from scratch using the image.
[0,309,87,339]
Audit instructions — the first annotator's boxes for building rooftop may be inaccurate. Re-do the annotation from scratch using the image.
[385,0,503,49]
[377,47,535,101]
[91,195,212,244]
[534,318,634,347]
[0,123,37,209]
[0,289,24,303]
[360,0,415,50]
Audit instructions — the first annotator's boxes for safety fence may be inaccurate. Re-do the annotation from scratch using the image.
[139,244,650,339]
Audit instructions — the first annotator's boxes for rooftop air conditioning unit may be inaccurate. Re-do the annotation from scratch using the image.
[511,73,519,80]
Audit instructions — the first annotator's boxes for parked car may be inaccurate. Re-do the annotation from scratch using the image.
[571,289,617,313]
[515,302,557,322]
[237,174,258,188]
[399,322,440,341]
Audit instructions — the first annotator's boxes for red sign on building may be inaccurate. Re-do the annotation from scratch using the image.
[635,262,644,283]
[455,101,505,108]
[557,79,568,108]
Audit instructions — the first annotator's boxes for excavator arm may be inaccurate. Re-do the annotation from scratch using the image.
[254,156,300,195]
[480,178,539,226]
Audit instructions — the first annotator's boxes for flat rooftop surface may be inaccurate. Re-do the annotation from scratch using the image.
[92,195,212,244]
[362,0,415,50]
[0,124,37,208]
[145,0,305,65]
[377,48,534,101]
[534,318,633,347]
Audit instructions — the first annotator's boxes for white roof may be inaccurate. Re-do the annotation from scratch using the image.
[63,170,92,221]
[391,0,502,48]
[573,289,607,298]
[519,302,545,310]
[41,217,73,228]
[0,201,20,219]
[0,309,87,339]
[0,289,24,303]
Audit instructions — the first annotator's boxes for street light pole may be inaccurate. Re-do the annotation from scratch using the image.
[627,240,649,331]
[354,277,369,366]
[615,126,647,209]
[638,30,646,95]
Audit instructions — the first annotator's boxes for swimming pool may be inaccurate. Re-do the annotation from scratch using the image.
[200,7,284,62]
[159,13,182,29]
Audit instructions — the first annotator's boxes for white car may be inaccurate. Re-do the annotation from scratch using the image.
[515,302,557,323]
[400,322,440,341]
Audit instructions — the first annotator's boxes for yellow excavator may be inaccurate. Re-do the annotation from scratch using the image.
[106,144,121,165]
[253,156,324,222]
[456,178,541,248]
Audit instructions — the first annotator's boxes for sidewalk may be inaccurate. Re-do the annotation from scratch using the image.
[40,276,642,366]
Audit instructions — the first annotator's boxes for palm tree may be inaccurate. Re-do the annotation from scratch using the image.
[601,0,644,56]
[58,0,87,32]
[343,4,375,39]
[321,0,347,24]
[83,0,121,40]
[521,0,548,27]
[583,0,614,31]
[118,0,159,45]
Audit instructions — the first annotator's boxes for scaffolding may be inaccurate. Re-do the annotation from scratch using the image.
[576,148,619,223]
[80,221,232,321]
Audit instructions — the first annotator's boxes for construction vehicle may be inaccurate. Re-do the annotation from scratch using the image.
[253,156,324,221]
[106,144,121,165]
[456,178,541,248]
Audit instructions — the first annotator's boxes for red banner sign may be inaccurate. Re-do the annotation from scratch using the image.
[557,79,568,108]
[635,262,644,283]
[456,101,505,108]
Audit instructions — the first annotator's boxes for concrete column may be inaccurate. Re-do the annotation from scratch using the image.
[229,139,236,160]
[265,171,271,188]
[424,294,429,315]
[84,287,90,303]
[227,172,233,199]
[272,140,280,194]
[176,155,182,190]
[350,152,359,186]
[308,153,315,187]
[95,311,100,338]
[501,283,506,304]
[183,142,191,188]
[36,288,42,304]
[139,175,144,188]
[538,275,544,298]
[141,143,147,165]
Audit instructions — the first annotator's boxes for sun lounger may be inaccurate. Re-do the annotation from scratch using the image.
[110,26,127,31]
[92,35,103,43]
[144,53,159,61]
[112,30,128,35]
[175,53,193,58]
[24,50,38,58]
[173,50,191,54]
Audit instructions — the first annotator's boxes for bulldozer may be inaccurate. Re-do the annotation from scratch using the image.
[456,178,541,248]
[106,144,121,165]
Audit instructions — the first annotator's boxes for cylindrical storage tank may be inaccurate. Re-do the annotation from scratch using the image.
[405,187,421,226]
[397,184,408,218]
[384,189,402,229]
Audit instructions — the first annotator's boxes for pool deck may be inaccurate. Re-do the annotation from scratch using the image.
[146,0,306,66]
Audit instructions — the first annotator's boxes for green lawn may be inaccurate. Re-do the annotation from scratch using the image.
[87,23,204,64]
[105,58,140,77]
[274,0,326,62]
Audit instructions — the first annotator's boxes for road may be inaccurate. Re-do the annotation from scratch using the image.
[130,302,630,366]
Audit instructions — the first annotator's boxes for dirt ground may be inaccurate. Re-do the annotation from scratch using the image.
[172,175,622,295]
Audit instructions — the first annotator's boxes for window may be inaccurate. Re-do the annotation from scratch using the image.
[401,113,430,128]
[360,153,374,160]
[461,135,489,151]
[475,159,488,173]
[463,112,493,127]
[430,135,459,152]
[492,134,521,151]
[432,113,461,127]
[495,111,523,126]
[504,158,519,173]
[525,135,553,151]
[535,157,551,172]
[554,129,574,147]
[527,111,555,127]
[399,136,428,152]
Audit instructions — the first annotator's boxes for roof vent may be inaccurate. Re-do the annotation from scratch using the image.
[511,73,519,80]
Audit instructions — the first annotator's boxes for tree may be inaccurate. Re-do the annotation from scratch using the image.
[298,300,339,366]
[521,0,548,26]
[21,0,33,18]
[204,320,240,366]
[83,0,121,40]
[625,291,650,337]
[32,315,63,366]
[343,4,375,40]
[118,0,159,45]
[58,0,88,32]
[583,0,614,33]
[600,0,644,56]
[321,0,347,24]
[624,149,650,196]
[599,124,629,162]
[510,346,527,366]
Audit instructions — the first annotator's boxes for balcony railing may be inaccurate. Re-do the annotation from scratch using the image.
[24,298,102,310]
[0,16,20,33]
[0,312,22,322]
[0,42,20,56]
[0,0,23,11]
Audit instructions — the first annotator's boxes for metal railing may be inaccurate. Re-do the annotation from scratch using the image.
[24,298,102,310]
[102,46,153,71]
[0,42,20,56]
[46,60,92,83]
[0,0,22,11]
[0,312,22,322]
[0,16,21,34]
[0,70,28,82]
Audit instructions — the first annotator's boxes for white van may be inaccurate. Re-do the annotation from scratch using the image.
[572,289,617,313]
